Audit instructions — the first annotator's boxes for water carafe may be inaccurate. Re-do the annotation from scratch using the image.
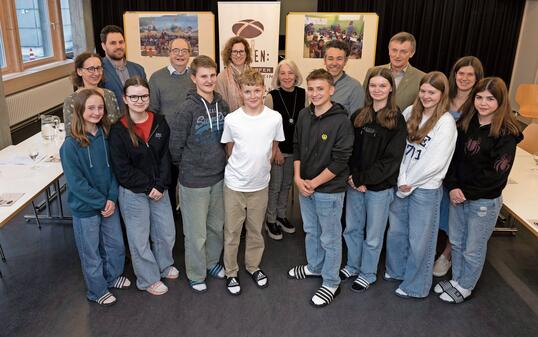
[41,115,60,141]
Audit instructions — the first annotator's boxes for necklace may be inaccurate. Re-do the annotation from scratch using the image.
[277,87,298,124]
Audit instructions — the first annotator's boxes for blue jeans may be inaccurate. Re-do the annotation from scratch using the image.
[179,180,224,282]
[343,187,393,284]
[118,186,176,289]
[299,192,345,288]
[386,187,441,297]
[439,187,450,233]
[449,196,502,290]
[72,211,125,301]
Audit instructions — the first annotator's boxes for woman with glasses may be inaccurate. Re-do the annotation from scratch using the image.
[216,36,252,111]
[63,52,121,135]
[109,76,178,296]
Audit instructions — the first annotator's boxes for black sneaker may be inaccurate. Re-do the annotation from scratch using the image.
[276,217,295,234]
[265,222,283,240]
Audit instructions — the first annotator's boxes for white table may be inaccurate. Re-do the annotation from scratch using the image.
[0,132,66,228]
[502,147,538,237]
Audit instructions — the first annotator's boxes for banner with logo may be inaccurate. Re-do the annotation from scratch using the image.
[218,1,281,89]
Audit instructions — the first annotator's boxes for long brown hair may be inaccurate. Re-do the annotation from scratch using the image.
[407,71,450,143]
[448,56,484,102]
[353,67,398,129]
[71,89,110,147]
[459,77,521,137]
[122,76,150,147]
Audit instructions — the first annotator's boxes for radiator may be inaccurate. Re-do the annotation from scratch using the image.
[6,77,74,126]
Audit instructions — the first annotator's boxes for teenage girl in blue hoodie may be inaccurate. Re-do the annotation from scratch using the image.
[60,89,130,306]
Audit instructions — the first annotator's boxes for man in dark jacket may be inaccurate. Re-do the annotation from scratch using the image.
[100,25,146,110]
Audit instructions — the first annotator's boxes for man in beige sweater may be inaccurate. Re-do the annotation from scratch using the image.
[364,32,425,111]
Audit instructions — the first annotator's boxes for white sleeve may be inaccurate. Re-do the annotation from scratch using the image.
[274,113,285,141]
[398,115,457,194]
[221,115,234,143]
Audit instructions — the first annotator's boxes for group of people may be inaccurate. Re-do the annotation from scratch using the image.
[60,25,522,308]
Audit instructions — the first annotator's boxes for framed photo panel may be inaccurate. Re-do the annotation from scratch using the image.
[286,12,379,86]
[123,11,215,78]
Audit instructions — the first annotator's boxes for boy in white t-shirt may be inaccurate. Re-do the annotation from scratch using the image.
[220,69,285,296]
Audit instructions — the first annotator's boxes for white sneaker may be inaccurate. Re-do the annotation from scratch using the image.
[433,255,452,277]
[165,266,180,279]
[146,281,168,295]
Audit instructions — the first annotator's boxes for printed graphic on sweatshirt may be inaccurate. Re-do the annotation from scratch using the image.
[494,153,512,173]
[465,138,481,156]
[404,135,431,161]
[194,112,225,144]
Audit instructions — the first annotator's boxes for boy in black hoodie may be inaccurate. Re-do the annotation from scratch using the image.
[287,69,354,307]
[169,56,230,293]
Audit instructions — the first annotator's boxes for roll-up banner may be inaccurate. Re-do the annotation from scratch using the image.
[218,1,281,90]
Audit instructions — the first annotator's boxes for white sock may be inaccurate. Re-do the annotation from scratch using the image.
[439,280,472,302]
[192,282,207,292]
[311,286,338,305]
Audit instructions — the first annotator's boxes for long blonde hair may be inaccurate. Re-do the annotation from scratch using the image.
[406,71,449,143]
[71,89,110,147]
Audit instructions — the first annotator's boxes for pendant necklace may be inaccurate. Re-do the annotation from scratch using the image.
[277,87,297,124]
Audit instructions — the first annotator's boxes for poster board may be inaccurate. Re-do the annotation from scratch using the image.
[286,12,378,86]
[123,11,215,78]
[218,2,281,89]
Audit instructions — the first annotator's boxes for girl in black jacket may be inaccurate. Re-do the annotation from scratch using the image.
[434,77,522,303]
[109,76,177,296]
[341,67,407,292]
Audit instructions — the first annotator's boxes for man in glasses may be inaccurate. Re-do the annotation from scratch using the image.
[149,37,195,216]
[149,38,195,124]
[100,25,147,110]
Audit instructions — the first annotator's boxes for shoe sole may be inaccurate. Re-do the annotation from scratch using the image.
[279,226,296,234]
[276,219,296,234]
[265,226,283,240]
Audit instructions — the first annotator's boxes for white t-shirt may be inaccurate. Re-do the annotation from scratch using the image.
[396,105,457,198]
[221,106,285,192]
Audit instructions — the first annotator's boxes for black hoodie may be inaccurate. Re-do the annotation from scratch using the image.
[444,115,523,200]
[293,102,354,193]
[109,113,171,194]
[348,109,408,191]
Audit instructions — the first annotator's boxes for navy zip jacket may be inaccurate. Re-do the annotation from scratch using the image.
[109,112,171,194]
[444,115,523,200]
[348,110,408,191]
[293,102,354,193]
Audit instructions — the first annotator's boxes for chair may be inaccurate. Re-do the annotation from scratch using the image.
[515,84,538,154]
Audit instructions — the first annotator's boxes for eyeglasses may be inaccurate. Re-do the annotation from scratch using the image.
[231,50,246,56]
[126,94,150,102]
[171,48,191,55]
[81,66,103,73]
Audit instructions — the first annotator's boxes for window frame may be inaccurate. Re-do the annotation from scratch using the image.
[0,0,66,75]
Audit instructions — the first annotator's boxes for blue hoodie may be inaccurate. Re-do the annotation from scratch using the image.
[60,127,118,218]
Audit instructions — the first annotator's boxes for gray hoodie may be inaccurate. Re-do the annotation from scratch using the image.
[169,89,230,188]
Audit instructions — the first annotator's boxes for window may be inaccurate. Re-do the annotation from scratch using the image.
[0,0,69,75]
[16,0,54,62]
[0,30,6,68]
[60,0,72,57]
